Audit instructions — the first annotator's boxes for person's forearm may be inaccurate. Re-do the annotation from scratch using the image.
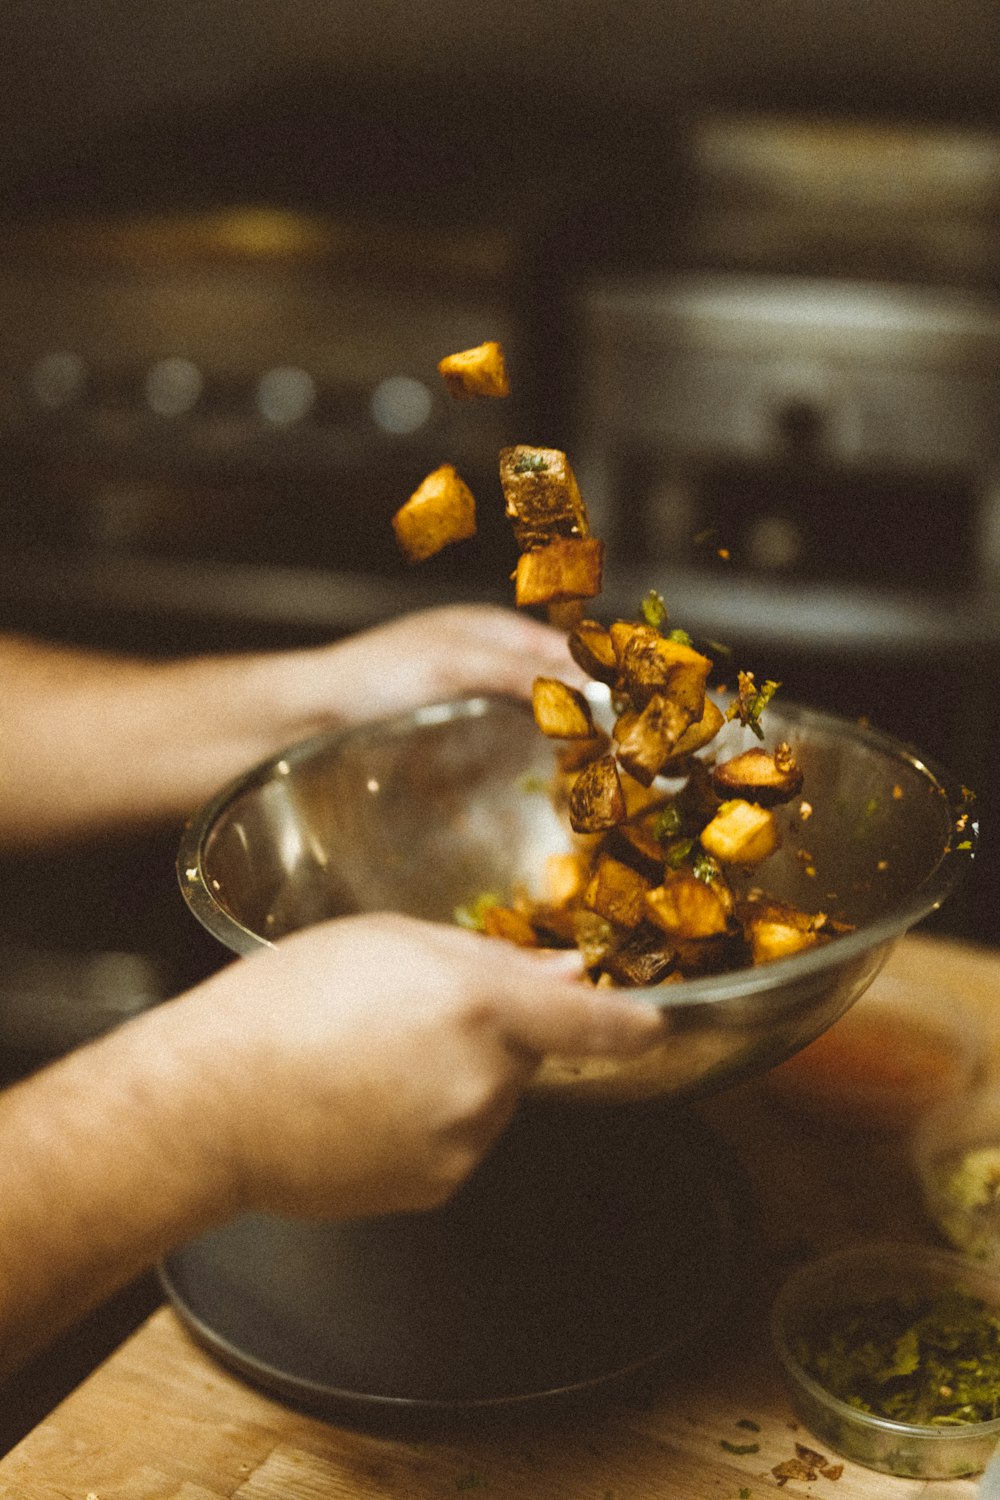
[0,997,242,1375]
[0,633,330,845]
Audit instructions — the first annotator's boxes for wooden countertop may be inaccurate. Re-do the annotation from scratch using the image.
[1,929,998,1500]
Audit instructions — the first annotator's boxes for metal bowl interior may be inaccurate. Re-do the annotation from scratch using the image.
[178,692,975,1104]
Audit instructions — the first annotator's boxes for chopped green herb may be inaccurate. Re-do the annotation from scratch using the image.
[740,1489,752,1499]
[516,772,550,795]
[667,627,694,647]
[720,1440,760,1455]
[652,805,683,841]
[726,672,781,741]
[956,840,974,852]
[512,452,548,473]
[736,1418,761,1431]
[453,892,503,930]
[664,837,695,869]
[691,848,721,884]
[795,1285,1000,1426]
[640,589,669,630]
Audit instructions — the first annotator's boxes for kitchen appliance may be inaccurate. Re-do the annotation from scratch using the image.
[165,688,972,1422]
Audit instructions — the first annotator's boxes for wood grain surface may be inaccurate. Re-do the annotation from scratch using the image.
[1,930,997,1500]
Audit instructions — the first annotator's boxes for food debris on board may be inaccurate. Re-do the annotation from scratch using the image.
[390,340,858,989]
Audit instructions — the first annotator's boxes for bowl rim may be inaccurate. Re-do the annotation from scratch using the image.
[177,693,978,1004]
[770,1239,1000,1442]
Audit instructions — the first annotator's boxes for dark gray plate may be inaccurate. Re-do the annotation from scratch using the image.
[160,1104,756,1427]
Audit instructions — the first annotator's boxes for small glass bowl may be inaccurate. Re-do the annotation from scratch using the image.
[914,1087,1000,1262]
[771,1242,1000,1478]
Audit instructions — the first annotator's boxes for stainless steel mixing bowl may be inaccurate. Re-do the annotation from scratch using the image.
[178,691,975,1104]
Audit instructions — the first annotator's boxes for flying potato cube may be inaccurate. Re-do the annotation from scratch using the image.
[500,446,590,551]
[392,463,476,563]
[437,340,510,400]
[614,692,693,786]
[645,870,731,940]
[567,752,626,834]
[514,536,604,608]
[661,699,726,766]
[700,799,780,864]
[543,851,589,907]
[567,618,619,685]
[531,677,596,739]
[618,628,713,711]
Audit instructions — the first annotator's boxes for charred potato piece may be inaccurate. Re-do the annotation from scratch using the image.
[514,537,604,608]
[738,898,831,965]
[618,628,713,712]
[712,744,804,806]
[567,619,618,685]
[673,933,740,977]
[614,692,694,787]
[531,677,596,739]
[601,928,677,988]
[438,340,510,399]
[583,854,654,930]
[481,904,539,946]
[392,463,476,563]
[567,753,626,833]
[700,799,780,865]
[660,698,726,767]
[645,870,731,940]
[500,445,589,551]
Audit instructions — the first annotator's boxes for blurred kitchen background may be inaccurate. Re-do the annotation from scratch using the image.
[1,0,999,1079]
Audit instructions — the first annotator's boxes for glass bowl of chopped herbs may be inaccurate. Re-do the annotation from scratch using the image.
[771,1241,1000,1478]
[914,1086,1000,1263]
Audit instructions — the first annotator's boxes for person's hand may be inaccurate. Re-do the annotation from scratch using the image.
[301,603,585,727]
[170,913,665,1221]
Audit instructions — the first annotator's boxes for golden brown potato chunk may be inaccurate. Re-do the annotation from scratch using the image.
[739,899,830,965]
[514,537,604,608]
[618,629,713,711]
[614,692,694,787]
[531,677,597,739]
[500,445,590,551]
[661,699,726,766]
[583,854,653,930]
[712,745,804,806]
[555,729,612,773]
[481,904,539,946]
[700,799,780,864]
[543,851,589,907]
[567,619,619,685]
[645,870,731,940]
[392,463,476,563]
[602,929,677,987]
[438,340,510,400]
[567,753,626,834]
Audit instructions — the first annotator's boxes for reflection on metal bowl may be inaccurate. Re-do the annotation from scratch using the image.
[178,691,974,1105]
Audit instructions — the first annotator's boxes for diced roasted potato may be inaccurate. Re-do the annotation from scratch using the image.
[700,799,780,865]
[500,445,589,551]
[612,803,674,870]
[738,898,831,965]
[481,904,539,946]
[543,851,589,907]
[392,463,476,563]
[645,870,731,940]
[567,753,626,834]
[660,699,726,767]
[583,855,653,930]
[567,619,619,685]
[602,928,677,987]
[712,744,804,806]
[619,629,713,713]
[531,677,596,739]
[438,340,510,400]
[614,692,694,787]
[514,537,604,608]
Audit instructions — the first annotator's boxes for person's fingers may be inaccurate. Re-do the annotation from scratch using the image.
[495,949,667,1058]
